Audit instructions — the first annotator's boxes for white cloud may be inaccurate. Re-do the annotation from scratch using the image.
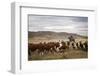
[44,26,75,30]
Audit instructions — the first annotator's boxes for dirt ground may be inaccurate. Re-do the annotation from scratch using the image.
[28,49,88,61]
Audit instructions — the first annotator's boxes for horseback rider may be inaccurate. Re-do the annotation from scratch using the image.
[68,35,75,42]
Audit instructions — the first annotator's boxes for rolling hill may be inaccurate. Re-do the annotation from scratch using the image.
[28,31,87,39]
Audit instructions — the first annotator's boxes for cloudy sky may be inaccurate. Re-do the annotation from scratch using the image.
[28,15,88,36]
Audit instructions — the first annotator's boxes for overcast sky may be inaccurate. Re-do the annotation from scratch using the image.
[28,15,88,36]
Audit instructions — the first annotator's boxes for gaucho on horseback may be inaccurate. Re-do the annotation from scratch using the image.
[68,35,75,42]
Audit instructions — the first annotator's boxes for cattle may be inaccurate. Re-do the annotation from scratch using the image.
[28,40,88,56]
[83,41,88,52]
[71,42,76,49]
[59,41,68,53]
[28,42,59,56]
[76,42,79,49]
[79,41,83,49]
[66,41,70,49]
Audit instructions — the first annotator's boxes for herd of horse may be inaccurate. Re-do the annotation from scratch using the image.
[28,39,88,57]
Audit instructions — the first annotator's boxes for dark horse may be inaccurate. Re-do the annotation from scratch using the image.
[68,36,75,42]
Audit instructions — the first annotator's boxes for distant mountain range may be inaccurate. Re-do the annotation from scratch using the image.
[28,31,87,39]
